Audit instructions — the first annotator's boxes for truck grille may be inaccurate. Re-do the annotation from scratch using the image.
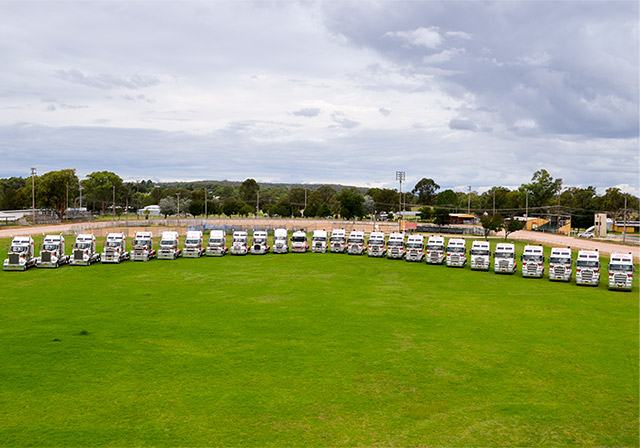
[135,249,144,256]
[474,259,484,268]
[554,266,565,276]
[430,254,439,263]
[74,250,84,260]
[41,252,52,262]
[254,244,261,251]
[527,263,537,273]
[498,260,509,270]
[451,255,459,263]
[615,273,627,283]
[9,254,19,264]
[581,271,593,282]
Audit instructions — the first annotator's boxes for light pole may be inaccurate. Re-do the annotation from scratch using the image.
[622,193,628,244]
[177,192,180,225]
[204,187,208,219]
[396,171,405,216]
[31,167,36,225]
[112,185,116,223]
[79,183,83,209]
[467,186,471,214]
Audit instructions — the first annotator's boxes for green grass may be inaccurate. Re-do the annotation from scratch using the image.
[0,237,637,446]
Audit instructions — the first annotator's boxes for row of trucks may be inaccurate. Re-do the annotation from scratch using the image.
[2,231,635,290]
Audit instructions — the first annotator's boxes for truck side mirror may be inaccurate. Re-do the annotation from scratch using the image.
[607,263,611,270]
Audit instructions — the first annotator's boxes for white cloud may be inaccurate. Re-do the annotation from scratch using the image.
[384,27,442,48]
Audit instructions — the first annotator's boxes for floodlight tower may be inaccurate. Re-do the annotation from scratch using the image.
[396,171,405,215]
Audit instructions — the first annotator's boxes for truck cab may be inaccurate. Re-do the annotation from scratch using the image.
[131,231,155,262]
[206,230,227,256]
[251,230,270,255]
[272,228,289,254]
[426,235,446,264]
[312,230,328,253]
[347,230,365,255]
[291,231,309,253]
[521,245,545,278]
[230,231,249,255]
[37,234,70,268]
[102,233,130,263]
[367,231,386,257]
[446,238,467,268]
[184,231,205,258]
[71,233,100,265]
[549,247,572,282]
[157,231,182,260]
[405,234,425,262]
[3,236,36,271]
[470,241,491,271]
[576,250,600,286]
[386,233,405,259]
[330,229,346,253]
[608,253,634,291]
[494,242,516,274]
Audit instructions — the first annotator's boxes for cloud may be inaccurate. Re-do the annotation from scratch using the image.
[292,108,321,117]
[384,27,442,48]
[55,69,160,90]
[449,118,478,132]
[423,48,466,65]
[331,112,360,129]
[379,107,391,117]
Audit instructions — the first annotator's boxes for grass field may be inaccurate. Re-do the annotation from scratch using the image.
[0,236,638,446]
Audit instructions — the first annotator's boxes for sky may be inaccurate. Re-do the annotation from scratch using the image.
[0,0,638,194]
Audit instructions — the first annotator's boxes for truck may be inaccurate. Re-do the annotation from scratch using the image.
[347,230,366,255]
[367,231,386,257]
[405,234,425,262]
[608,253,634,291]
[520,245,545,278]
[576,250,600,286]
[101,233,130,263]
[230,231,249,255]
[130,231,155,262]
[157,231,182,260]
[206,230,227,256]
[272,228,289,254]
[386,233,405,259]
[446,238,467,268]
[250,230,270,255]
[426,235,446,264]
[330,229,346,253]
[470,241,491,271]
[3,236,37,271]
[291,230,309,253]
[183,231,205,258]
[37,234,70,268]
[494,242,516,274]
[70,233,100,266]
[548,247,572,282]
[312,230,328,253]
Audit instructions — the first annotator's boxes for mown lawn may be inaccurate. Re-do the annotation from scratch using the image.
[0,237,637,446]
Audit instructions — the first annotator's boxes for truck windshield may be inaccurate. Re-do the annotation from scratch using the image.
[185,239,199,245]
[313,237,327,242]
[609,264,633,272]
[495,252,514,259]
[233,238,246,244]
[407,243,423,249]
[43,244,58,251]
[471,249,490,256]
[10,245,27,253]
[427,245,444,251]
[76,242,91,249]
[549,257,570,264]
[160,240,175,246]
[292,236,306,242]
[133,239,148,246]
[369,239,384,245]
[330,237,344,242]
[254,238,266,244]
[522,255,543,262]
[576,260,599,268]
[447,247,465,253]
[106,241,120,247]
[275,236,286,241]
[387,241,403,247]
[349,238,364,244]
[210,238,224,244]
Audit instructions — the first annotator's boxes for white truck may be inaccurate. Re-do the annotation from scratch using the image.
[367,231,386,257]
[183,231,205,258]
[312,230,328,253]
[70,233,101,266]
[272,228,289,254]
[330,229,347,253]
[494,242,516,274]
[251,230,270,255]
[520,245,545,278]
[446,238,467,268]
[548,247,572,282]
[576,250,600,286]
[347,230,366,255]
[426,235,446,264]
[470,241,491,271]
[3,236,37,271]
[405,234,425,262]
[206,230,228,256]
[608,253,635,291]
[157,231,182,260]
[230,231,249,255]
[386,233,405,259]
[291,231,309,253]
[37,234,70,268]
[130,231,156,262]
[101,233,130,263]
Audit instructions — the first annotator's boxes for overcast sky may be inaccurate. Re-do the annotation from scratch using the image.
[0,1,638,194]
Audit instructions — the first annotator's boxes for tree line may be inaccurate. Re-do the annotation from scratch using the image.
[0,169,637,226]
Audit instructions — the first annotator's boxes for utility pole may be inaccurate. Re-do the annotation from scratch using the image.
[256,189,260,217]
[622,193,628,244]
[204,187,208,219]
[467,186,471,214]
[177,192,180,225]
[65,184,69,221]
[557,186,561,234]
[31,167,36,225]
[492,189,495,215]
[396,171,405,217]
[112,185,116,223]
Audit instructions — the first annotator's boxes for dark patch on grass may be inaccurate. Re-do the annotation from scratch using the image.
[78,330,89,336]
[51,338,61,342]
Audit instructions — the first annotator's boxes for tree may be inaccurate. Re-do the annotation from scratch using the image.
[412,178,440,205]
[0,177,29,210]
[239,178,259,205]
[289,188,306,211]
[480,213,503,238]
[433,208,450,229]
[336,188,364,219]
[37,169,79,219]
[503,217,524,240]
[82,171,124,214]
[435,189,458,208]
[307,186,338,213]
[418,206,433,221]
[317,203,332,218]
[520,169,562,207]
[159,197,176,217]
[363,195,375,216]
[366,187,400,212]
